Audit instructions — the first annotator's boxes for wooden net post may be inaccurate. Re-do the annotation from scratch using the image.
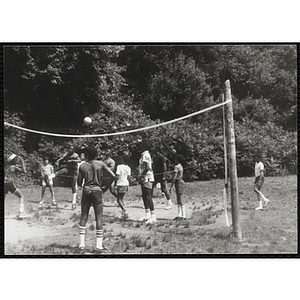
[224,80,242,241]
[222,93,230,226]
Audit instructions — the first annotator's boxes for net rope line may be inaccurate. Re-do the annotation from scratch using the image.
[4,100,231,138]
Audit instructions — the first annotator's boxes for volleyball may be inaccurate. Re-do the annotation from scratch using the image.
[84,117,92,126]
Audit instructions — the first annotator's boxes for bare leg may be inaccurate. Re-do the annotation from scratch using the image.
[41,185,46,203]
[14,189,28,217]
[117,193,126,212]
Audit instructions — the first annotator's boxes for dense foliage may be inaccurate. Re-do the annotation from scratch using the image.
[3,44,297,183]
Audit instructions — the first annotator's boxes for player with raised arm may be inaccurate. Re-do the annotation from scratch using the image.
[55,145,81,209]
[4,153,30,219]
[102,152,117,198]
[39,156,57,206]
[77,145,116,254]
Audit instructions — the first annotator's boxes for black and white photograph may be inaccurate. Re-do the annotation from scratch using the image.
[2,43,297,256]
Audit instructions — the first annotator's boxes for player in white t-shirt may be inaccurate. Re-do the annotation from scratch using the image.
[254,153,270,210]
[115,155,131,219]
[39,156,56,206]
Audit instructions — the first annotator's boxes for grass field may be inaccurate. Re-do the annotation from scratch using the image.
[4,175,297,255]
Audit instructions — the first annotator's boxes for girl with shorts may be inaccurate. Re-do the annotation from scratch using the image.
[169,154,186,220]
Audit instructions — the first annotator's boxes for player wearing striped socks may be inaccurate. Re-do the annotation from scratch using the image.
[77,145,116,254]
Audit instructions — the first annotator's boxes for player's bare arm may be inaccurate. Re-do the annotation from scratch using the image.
[102,163,116,179]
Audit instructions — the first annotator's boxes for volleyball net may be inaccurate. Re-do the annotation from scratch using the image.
[4,100,231,138]
[5,94,234,227]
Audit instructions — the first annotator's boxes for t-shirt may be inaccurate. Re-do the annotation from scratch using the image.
[78,160,107,191]
[174,163,184,180]
[255,161,264,177]
[116,164,131,186]
[139,150,154,182]
[41,164,54,177]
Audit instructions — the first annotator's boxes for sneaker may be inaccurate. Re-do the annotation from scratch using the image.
[39,200,44,205]
[173,216,182,220]
[17,212,30,219]
[145,216,157,225]
[71,203,76,210]
[255,206,263,211]
[52,200,58,206]
[78,246,85,254]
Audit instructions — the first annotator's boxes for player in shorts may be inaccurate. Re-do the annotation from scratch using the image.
[56,145,81,209]
[115,155,131,219]
[169,154,186,220]
[152,146,173,210]
[4,153,30,219]
[39,156,56,206]
[254,153,270,210]
[77,145,116,254]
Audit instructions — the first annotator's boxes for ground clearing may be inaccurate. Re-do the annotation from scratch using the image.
[4,175,297,255]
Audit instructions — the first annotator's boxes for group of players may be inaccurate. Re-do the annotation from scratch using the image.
[4,139,187,253]
[4,139,269,253]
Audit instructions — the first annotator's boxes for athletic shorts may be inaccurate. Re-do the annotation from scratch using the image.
[4,181,17,195]
[82,188,103,207]
[175,179,185,195]
[254,176,264,190]
[116,185,128,194]
[41,175,53,186]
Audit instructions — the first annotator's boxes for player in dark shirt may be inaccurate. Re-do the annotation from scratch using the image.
[152,147,173,210]
[77,146,116,254]
[102,153,117,197]
[56,145,81,209]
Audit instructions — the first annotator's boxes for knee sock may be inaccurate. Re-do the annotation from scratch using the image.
[181,205,186,218]
[178,205,182,217]
[96,229,103,249]
[72,193,77,204]
[79,226,86,248]
[19,201,25,213]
